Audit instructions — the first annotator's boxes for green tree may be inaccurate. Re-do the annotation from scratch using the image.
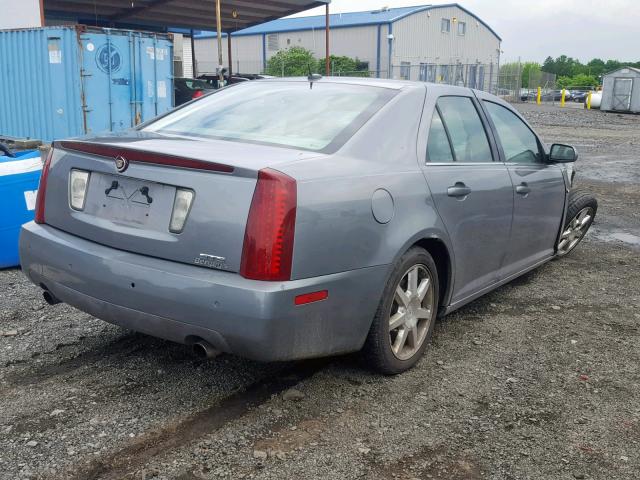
[499,62,521,76]
[556,74,598,89]
[521,62,541,88]
[554,55,580,77]
[265,47,316,77]
[528,55,640,85]
[586,58,606,77]
[542,56,555,73]
[542,55,584,76]
[317,55,370,76]
[604,59,623,73]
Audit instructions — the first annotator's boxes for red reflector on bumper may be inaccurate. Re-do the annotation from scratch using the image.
[294,290,328,306]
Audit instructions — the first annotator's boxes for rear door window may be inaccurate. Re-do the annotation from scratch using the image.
[436,96,493,163]
[426,109,454,163]
[483,101,543,163]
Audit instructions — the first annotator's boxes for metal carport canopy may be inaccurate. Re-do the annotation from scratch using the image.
[42,0,330,32]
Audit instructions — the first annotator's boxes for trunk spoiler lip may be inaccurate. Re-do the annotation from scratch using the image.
[57,140,235,174]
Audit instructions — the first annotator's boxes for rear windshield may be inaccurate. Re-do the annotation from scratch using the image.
[180,79,214,90]
[143,81,396,152]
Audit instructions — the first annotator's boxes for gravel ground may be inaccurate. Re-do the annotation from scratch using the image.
[1,104,639,480]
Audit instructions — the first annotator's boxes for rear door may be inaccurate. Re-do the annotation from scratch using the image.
[80,30,134,134]
[477,93,566,275]
[419,89,514,304]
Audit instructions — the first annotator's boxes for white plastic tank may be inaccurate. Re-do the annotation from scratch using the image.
[589,91,602,109]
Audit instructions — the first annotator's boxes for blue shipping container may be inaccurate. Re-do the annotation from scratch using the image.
[0,150,42,269]
[0,26,173,143]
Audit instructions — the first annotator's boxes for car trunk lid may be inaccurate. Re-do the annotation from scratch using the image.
[42,134,319,272]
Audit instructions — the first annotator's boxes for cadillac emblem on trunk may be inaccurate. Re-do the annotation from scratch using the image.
[115,155,129,173]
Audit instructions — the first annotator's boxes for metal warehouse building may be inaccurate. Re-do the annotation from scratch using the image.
[192,3,501,88]
[600,67,640,113]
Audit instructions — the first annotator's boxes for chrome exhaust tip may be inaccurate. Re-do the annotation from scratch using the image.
[42,290,61,306]
[192,341,221,359]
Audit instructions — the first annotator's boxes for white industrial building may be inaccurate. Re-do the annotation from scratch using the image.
[191,3,502,89]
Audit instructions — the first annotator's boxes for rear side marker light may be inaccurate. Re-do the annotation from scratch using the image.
[240,168,297,281]
[169,188,194,233]
[69,169,90,211]
[295,290,328,306]
[34,148,53,224]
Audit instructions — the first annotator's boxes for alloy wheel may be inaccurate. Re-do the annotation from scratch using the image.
[557,207,594,256]
[388,264,435,361]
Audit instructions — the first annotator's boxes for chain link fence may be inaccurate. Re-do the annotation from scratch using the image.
[195,60,376,77]
[522,71,596,106]
[191,59,582,107]
[388,62,521,99]
[521,70,557,103]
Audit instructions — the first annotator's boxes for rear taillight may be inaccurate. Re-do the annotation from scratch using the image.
[192,90,204,99]
[240,168,297,281]
[34,148,53,224]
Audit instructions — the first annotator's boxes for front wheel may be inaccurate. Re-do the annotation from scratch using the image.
[557,189,597,257]
[363,247,439,375]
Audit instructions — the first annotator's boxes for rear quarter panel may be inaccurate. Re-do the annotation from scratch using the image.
[279,86,452,280]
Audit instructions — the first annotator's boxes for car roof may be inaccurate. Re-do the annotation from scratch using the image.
[261,77,489,97]
[260,76,427,91]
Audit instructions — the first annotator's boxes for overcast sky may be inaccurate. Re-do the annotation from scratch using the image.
[290,0,639,63]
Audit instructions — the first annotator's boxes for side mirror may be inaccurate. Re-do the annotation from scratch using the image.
[549,143,578,163]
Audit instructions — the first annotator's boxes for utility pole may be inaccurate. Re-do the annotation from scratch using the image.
[325,3,330,75]
[215,0,224,86]
[188,29,197,78]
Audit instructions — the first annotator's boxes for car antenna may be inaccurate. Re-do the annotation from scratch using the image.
[307,64,322,89]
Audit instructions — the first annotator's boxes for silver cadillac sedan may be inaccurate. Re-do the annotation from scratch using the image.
[19,78,597,374]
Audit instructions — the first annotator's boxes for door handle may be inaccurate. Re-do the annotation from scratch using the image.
[447,182,472,198]
[516,183,531,195]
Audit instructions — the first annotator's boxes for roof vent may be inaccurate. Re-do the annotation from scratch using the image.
[372,6,390,14]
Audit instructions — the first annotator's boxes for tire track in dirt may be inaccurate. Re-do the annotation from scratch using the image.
[62,359,330,480]
[3,333,147,388]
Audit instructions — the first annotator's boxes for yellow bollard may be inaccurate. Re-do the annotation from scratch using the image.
[586,91,592,110]
[537,87,541,105]
[561,88,566,107]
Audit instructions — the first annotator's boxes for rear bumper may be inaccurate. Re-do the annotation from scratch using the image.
[19,222,388,361]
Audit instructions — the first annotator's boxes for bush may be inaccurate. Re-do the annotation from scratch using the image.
[265,48,369,77]
[265,47,316,77]
[556,74,598,89]
[317,55,370,77]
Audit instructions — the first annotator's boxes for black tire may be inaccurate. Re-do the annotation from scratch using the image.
[363,247,439,375]
[556,188,598,257]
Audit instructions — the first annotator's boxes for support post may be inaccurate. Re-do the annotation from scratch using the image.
[39,0,45,26]
[561,88,566,107]
[537,86,542,105]
[227,32,233,76]
[586,91,592,110]
[215,0,224,86]
[325,3,330,75]
[190,29,197,78]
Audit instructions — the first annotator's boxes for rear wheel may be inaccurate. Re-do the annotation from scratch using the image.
[363,247,439,375]
[557,189,597,257]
